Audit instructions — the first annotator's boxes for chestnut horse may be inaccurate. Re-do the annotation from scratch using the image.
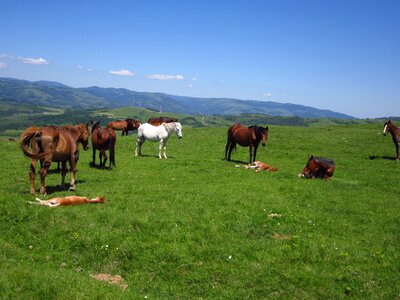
[20,124,89,194]
[225,124,269,163]
[147,116,177,126]
[383,120,400,160]
[298,156,335,179]
[107,118,141,136]
[91,121,116,169]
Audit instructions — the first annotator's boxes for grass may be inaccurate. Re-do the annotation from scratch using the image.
[0,123,399,299]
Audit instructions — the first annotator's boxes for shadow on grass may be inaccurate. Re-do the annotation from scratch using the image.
[369,155,398,161]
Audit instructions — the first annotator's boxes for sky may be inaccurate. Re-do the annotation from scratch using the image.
[0,0,399,118]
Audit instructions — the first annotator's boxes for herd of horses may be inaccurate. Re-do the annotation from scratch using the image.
[19,117,400,195]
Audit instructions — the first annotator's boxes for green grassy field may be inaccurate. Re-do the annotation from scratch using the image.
[0,123,399,299]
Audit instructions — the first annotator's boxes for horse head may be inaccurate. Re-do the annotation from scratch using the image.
[255,126,269,146]
[299,155,316,178]
[77,123,90,150]
[174,122,183,139]
[91,121,101,134]
[383,120,392,136]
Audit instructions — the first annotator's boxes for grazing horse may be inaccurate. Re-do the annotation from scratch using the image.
[135,122,183,159]
[20,124,89,194]
[298,156,335,179]
[91,121,117,169]
[225,124,269,163]
[107,119,141,136]
[147,116,178,126]
[383,120,400,160]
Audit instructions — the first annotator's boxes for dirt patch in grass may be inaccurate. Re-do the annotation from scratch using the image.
[90,273,128,290]
[272,233,292,240]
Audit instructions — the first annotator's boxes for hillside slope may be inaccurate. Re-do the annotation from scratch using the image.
[0,77,354,118]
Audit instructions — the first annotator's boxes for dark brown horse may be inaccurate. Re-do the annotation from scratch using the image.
[20,124,89,194]
[225,124,269,163]
[107,118,141,136]
[147,116,178,126]
[383,120,400,160]
[298,156,335,179]
[91,121,116,169]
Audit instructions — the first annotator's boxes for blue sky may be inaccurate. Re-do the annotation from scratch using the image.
[1,0,399,118]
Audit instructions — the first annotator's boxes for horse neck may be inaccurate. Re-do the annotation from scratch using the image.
[388,123,399,135]
[163,123,175,134]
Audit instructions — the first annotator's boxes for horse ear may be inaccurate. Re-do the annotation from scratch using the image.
[91,120,94,125]
[266,126,269,130]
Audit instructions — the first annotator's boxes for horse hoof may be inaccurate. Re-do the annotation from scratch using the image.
[40,187,46,194]
[69,186,76,191]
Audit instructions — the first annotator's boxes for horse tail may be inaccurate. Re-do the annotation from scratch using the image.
[19,127,51,159]
[109,135,116,166]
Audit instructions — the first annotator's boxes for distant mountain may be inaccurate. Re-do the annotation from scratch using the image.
[0,77,354,118]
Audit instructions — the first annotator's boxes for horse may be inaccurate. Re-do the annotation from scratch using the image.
[91,121,117,169]
[147,116,178,126]
[28,195,105,207]
[19,124,89,194]
[383,120,400,160]
[298,156,335,179]
[107,118,141,136]
[225,124,269,163]
[135,122,183,159]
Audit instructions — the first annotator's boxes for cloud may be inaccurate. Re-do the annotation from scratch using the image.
[19,57,49,65]
[263,93,272,97]
[0,54,14,59]
[109,69,135,77]
[146,74,184,80]
[77,65,93,72]
[0,62,6,69]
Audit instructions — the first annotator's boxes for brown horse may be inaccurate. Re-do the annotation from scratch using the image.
[298,156,335,179]
[91,121,116,169]
[107,118,141,136]
[147,116,178,126]
[20,124,89,194]
[383,120,400,160]
[225,124,269,163]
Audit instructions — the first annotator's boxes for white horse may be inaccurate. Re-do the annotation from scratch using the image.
[135,122,183,159]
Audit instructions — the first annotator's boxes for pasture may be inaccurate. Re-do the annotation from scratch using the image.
[0,123,399,299]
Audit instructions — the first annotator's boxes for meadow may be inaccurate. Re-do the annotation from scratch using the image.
[0,123,399,299]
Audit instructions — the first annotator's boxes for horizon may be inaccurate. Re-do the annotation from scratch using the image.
[1,1,399,119]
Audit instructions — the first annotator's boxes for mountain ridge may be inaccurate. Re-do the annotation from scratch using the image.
[0,77,354,118]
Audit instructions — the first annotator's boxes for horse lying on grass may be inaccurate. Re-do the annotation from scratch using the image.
[236,160,278,173]
[29,195,105,207]
[298,156,335,179]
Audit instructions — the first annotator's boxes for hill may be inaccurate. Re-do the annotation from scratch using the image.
[1,77,354,118]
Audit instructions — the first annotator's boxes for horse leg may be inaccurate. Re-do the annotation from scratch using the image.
[225,140,231,160]
[60,161,67,190]
[92,148,96,166]
[69,157,77,191]
[163,141,168,159]
[101,150,108,168]
[228,142,235,161]
[39,160,51,195]
[253,145,258,162]
[249,145,253,163]
[29,159,38,194]
[396,142,400,160]
[135,138,142,157]
[158,140,163,159]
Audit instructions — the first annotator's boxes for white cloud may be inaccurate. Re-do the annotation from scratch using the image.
[263,93,272,97]
[0,54,14,59]
[147,74,184,80]
[19,57,49,65]
[77,65,93,72]
[109,69,135,77]
[0,62,6,69]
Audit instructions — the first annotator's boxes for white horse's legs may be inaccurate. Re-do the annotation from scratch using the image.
[163,143,167,159]
[158,140,164,159]
[135,138,143,157]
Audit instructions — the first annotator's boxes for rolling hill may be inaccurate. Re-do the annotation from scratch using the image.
[0,77,354,118]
